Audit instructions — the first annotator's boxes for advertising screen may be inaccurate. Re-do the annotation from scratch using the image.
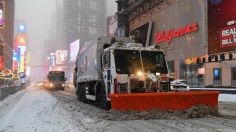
[70,39,80,61]
[0,1,5,28]
[220,25,236,47]
[107,15,117,36]
[208,0,236,54]
[56,50,68,64]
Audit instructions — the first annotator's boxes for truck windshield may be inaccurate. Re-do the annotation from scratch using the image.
[48,72,65,82]
[114,50,168,74]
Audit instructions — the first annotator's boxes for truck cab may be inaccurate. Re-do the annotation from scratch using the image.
[76,37,170,110]
[46,71,66,90]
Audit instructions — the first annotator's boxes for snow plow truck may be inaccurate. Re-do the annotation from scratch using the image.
[75,36,219,111]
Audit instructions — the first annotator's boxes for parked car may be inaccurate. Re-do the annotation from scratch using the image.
[170,79,190,91]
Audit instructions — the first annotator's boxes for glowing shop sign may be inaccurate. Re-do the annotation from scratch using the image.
[154,22,199,44]
[0,56,3,69]
[0,1,5,29]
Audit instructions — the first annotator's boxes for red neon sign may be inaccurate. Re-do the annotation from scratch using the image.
[0,56,4,70]
[154,22,199,44]
[15,35,27,46]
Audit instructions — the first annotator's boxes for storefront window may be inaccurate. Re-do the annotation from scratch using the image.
[232,68,236,80]
[213,68,221,80]
[167,61,175,73]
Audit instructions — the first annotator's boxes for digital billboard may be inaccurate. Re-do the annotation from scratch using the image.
[107,15,117,36]
[15,35,27,46]
[56,50,67,64]
[0,1,5,29]
[208,0,236,54]
[220,25,236,47]
[0,55,3,70]
[70,39,80,61]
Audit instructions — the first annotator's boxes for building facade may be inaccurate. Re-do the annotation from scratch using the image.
[0,0,14,70]
[206,0,236,87]
[118,0,236,87]
[60,0,107,79]
[118,0,207,87]
[63,0,106,50]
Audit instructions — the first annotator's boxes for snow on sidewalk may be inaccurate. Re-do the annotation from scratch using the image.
[0,86,81,132]
[0,89,26,118]
[219,94,236,102]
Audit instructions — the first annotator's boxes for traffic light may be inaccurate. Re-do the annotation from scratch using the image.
[220,54,225,61]
[229,53,233,60]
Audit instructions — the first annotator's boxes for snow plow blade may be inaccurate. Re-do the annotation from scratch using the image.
[110,91,219,111]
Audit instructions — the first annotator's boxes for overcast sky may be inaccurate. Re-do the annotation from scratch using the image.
[15,0,56,65]
[107,0,117,16]
[15,0,117,66]
[15,0,117,80]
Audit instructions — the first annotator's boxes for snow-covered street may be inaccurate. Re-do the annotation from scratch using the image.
[1,86,236,132]
[0,86,81,132]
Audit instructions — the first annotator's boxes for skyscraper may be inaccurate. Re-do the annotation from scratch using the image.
[63,0,107,49]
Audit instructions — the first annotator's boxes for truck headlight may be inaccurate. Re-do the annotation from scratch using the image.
[49,83,53,87]
[137,71,143,76]
[156,72,160,76]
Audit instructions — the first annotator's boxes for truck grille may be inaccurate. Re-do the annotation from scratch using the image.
[160,82,170,92]
[130,79,145,93]
[118,83,128,93]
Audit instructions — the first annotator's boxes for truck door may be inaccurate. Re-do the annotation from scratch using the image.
[102,52,111,97]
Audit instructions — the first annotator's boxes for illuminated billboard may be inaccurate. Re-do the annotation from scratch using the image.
[0,1,5,29]
[208,0,236,54]
[70,39,80,61]
[220,25,236,47]
[107,15,117,36]
[15,35,27,46]
[56,50,67,64]
[18,46,26,73]
[0,55,3,70]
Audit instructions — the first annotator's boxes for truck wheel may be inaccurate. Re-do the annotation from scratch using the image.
[61,87,65,91]
[80,84,88,103]
[97,84,111,111]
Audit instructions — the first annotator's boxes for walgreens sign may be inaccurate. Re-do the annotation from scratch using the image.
[154,22,199,44]
[220,25,236,47]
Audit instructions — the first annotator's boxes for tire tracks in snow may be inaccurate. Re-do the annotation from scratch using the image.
[51,90,236,132]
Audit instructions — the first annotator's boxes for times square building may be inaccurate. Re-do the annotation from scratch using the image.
[120,0,236,87]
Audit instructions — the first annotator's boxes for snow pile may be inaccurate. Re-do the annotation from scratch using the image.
[0,86,82,132]
[98,105,220,120]
[52,91,220,122]
[219,94,236,102]
[0,89,26,118]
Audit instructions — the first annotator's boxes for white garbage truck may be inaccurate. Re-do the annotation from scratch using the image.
[75,37,171,110]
